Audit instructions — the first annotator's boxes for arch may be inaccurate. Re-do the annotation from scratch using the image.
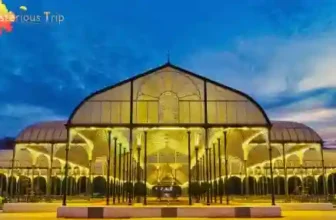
[248,145,280,167]
[55,145,88,167]
[328,173,336,195]
[62,176,76,195]
[7,176,17,196]
[0,173,7,196]
[227,176,241,195]
[274,176,285,195]
[286,154,301,168]
[35,154,49,168]
[226,130,245,160]
[18,176,30,195]
[288,176,301,194]
[77,176,87,194]
[51,176,61,195]
[92,176,106,196]
[15,148,33,167]
[33,176,46,195]
[67,63,270,126]
[257,176,271,195]
[304,176,316,195]
[317,175,325,195]
[241,176,257,195]
[52,159,62,170]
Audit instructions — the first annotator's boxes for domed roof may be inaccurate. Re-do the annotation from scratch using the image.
[252,121,322,144]
[15,120,322,145]
[16,121,83,144]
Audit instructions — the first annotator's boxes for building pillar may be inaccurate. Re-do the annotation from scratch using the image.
[9,145,16,200]
[244,160,249,196]
[195,146,200,203]
[31,165,35,196]
[0,174,3,196]
[128,130,133,205]
[332,174,335,196]
[106,130,112,205]
[223,131,229,205]
[276,174,280,195]
[300,164,304,194]
[187,130,192,205]
[88,160,92,199]
[209,148,213,203]
[143,131,148,205]
[320,145,328,201]
[202,156,205,201]
[113,137,117,205]
[205,130,210,205]
[46,144,54,198]
[217,138,223,204]
[126,150,130,204]
[118,143,122,203]
[6,173,10,196]
[282,144,288,197]
[313,173,317,196]
[136,141,141,203]
[69,174,73,196]
[62,129,71,206]
[266,129,275,205]
[122,147,126,203]
[212,143,217,203]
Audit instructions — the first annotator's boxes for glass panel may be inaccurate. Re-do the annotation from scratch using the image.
[133,67,204,124]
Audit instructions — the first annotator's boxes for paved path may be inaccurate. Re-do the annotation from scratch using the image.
[1,211,336,219]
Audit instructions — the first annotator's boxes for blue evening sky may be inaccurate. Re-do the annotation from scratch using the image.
[0,0,335,144]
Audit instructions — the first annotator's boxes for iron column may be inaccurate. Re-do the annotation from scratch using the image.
[267,129,276,206]
[106,130,112,205]
[62,129,70,206]
[113,137,117,204]
[187,130,192,205]
[224,131,229,205]
[144,131,148,205]
[217,138,223,204]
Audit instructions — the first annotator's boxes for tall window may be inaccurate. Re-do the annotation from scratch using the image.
[159,91,179,123]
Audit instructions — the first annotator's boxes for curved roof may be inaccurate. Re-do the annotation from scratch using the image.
[252,121,322,144]
[16,121,83,144]
[67,63,271,126]
[16,119,322,145]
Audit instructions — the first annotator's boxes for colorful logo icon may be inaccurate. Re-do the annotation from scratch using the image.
[0,0,15,35]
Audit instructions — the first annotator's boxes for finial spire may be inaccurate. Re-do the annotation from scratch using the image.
[167,51,170,64]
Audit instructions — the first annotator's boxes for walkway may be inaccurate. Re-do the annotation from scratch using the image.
[1,211,336,219]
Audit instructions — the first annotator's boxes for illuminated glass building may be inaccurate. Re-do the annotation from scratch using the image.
[0,63,335,205]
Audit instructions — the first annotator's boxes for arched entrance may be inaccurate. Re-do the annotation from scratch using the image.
[0,173,7,196]
[33,176,46,195]
[51,176,61,195]
[92,176,106,197]
[18,176,30,195]
[77,176,87,195]
[227,176,241,195]
[288,176,301,194]
[243,176,257,195]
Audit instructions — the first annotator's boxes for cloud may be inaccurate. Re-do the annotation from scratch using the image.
[0,103,65,136]
[0,103,64,119]
[267,92,336,140]
[298,54,336,92]
[184,32,336,141]
[185,33,336,98]
[271,108,336,123]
